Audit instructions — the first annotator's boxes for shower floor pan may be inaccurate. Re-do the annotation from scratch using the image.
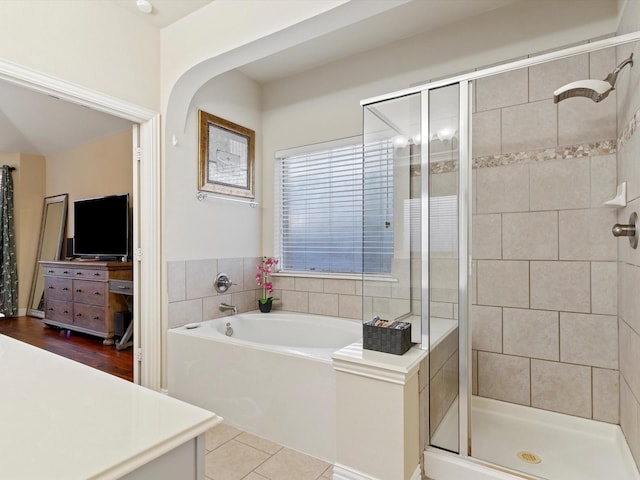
[429,395,639,480]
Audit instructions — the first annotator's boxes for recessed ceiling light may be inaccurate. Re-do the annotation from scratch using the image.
[136,0,153,14]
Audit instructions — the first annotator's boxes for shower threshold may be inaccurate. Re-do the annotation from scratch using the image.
[429,395,639,480]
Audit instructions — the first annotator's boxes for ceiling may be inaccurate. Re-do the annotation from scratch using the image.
[238,0,518,84]
[110,0,213,28]
[0,0,524,156]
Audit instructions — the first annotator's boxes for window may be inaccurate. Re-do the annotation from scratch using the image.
[276,137,394,275]
[429,195,458,253]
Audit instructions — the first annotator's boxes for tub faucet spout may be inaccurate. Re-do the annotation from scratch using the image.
[219,302,238,314]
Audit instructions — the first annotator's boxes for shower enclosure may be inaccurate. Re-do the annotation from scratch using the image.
[362,31,640,480]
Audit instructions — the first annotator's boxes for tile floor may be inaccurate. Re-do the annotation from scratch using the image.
[205,422,333,480]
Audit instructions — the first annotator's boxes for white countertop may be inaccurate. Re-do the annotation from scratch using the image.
[0,334,221,479]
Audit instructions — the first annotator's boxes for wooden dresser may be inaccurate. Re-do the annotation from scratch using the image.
[40,260,133,345]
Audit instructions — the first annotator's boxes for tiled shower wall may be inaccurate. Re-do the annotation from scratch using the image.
[466,45,621,423]
[617,0,640,466]
[167,257,363,329]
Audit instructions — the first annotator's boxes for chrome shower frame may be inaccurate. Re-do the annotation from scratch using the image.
[361,29,640,471]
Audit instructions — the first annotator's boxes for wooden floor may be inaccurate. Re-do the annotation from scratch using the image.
[0,316,133,381]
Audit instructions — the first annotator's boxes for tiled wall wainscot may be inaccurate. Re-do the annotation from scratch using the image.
[429,328,459,438]
[167,257,262,328]
[271,275,363,320]
[167,257,366,328]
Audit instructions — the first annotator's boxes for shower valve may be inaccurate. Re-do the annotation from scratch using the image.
[612,212,638,249]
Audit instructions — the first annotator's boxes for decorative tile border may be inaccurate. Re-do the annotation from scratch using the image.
[411,140,617,176]
[473,140,616,168]
[412,103,640,176]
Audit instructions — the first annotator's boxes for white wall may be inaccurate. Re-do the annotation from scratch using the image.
[0,1,160,111]
[164,69,262,261]
[260,0,620,253]
[160,2,473,264]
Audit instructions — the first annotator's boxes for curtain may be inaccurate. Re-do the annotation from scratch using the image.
[0,165,17,316]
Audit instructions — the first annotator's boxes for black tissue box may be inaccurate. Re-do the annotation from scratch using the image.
[363,320,412,355]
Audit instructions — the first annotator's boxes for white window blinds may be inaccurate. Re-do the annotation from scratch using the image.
[276,138,394,274]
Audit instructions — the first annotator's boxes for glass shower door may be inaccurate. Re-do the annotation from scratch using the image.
[426,83,463,454]
[362,93,422,343]
[363,82,470,456]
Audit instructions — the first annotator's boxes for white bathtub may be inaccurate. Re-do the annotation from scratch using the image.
[167,311,362,462]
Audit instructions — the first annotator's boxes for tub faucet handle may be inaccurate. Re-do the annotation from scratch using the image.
[214,273,234,293]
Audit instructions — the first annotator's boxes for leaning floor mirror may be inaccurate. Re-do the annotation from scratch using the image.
[27,194,68,318]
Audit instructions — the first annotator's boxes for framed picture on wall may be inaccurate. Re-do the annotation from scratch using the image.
[198,110,255,199]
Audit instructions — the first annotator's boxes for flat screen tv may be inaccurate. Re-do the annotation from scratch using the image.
[73,194,130,261]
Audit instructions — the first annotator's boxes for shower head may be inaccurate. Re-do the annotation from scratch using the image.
[553,53,633,103]
[553,78,616,103]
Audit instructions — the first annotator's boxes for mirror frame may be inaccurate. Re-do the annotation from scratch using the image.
[27,194,68,318]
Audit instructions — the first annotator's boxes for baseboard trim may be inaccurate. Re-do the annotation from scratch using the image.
[333,463,422,480]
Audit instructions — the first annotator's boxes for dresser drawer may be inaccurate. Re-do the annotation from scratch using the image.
[73,268,108,281]
[45,277,72,302]
[44,299,73,323]
[43,265,74,277]
[73,304,109,333]
[73,280,107,306]
[110,279,133,295]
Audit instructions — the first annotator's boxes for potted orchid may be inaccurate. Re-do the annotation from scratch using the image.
[256,256,279,312]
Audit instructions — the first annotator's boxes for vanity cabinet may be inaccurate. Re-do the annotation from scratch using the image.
[41,261,133,345]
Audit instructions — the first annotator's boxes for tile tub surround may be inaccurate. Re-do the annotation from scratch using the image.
[168,257,262,328]
[429,326,459,438]
[167,257,366,328]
